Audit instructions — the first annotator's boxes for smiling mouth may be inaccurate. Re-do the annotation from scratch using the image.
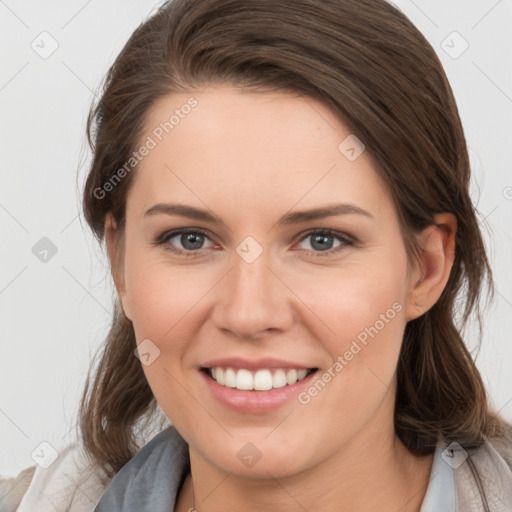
[200,366,318,391]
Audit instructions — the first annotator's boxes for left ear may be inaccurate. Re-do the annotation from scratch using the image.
[405,212,457,322]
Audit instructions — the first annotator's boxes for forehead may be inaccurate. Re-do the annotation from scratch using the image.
[127,85,390,221]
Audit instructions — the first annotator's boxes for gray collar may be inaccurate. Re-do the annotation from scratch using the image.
[94,426,190,512]
[94,427,456,512]
[419,439,456,511]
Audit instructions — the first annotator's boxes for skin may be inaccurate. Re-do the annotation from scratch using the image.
[105,85,456,512]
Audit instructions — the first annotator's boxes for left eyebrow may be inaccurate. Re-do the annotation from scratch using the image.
[278,203,374,225]
[143,202,374,226]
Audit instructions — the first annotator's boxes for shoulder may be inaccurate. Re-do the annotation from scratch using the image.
[3,426,188,512]
[0,466,36,512]
[487,422,512,468]
[476,422,512,476]
[453,424,512,510]
[3,441,112,512]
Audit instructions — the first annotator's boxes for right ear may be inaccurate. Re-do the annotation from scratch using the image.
[104,213,132,321]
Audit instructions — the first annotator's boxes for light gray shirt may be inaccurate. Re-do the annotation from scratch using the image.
[93,426,456,512]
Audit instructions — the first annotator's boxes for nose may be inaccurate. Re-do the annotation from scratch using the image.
[211,248,295,340]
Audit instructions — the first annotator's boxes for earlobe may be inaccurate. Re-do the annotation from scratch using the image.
[405,213,457,322]
[104,213,132,321]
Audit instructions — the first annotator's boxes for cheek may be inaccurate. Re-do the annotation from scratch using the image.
[123,245,209,340]
[290,272,406,443]
[298,254,407,348]
[122,257,208,423]
[299,250,408,387]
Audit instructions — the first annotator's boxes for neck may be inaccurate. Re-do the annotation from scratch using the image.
[174,397,434,512]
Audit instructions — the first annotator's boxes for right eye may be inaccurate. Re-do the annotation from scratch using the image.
[153,228,216,256]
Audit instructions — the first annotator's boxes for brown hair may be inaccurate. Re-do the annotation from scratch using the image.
[79,0,508,487]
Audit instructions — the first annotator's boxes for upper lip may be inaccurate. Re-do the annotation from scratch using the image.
[200,357,318,371]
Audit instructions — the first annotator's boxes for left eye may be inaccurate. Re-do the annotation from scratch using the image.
[296,230,349,253]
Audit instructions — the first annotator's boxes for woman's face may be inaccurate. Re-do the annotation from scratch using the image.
[111,85,424,477]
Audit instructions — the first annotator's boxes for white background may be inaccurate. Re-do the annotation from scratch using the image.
[1,0,511,477]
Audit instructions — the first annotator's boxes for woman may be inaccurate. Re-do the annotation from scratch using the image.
[9,0,512,511]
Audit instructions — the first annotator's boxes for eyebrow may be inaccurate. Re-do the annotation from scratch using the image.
[144,202,373,226]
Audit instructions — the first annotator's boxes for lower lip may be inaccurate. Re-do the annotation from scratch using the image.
[199,369,318,413]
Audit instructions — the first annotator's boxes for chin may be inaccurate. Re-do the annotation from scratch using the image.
[202,437,315,479]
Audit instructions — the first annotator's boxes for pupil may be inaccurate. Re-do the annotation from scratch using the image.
[312,234,333,251]
[182,233,203,250]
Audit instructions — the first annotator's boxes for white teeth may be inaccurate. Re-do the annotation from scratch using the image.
[297,369,307,380]
[236,369,253,390]
[224,368,237,387]
[286,369,297,385]
[272,369,287,388]
[208,366,312,390]
[215,368,225,385]
[254,370,273,390]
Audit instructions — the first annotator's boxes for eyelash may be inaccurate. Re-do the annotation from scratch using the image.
[152,228,355,258]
